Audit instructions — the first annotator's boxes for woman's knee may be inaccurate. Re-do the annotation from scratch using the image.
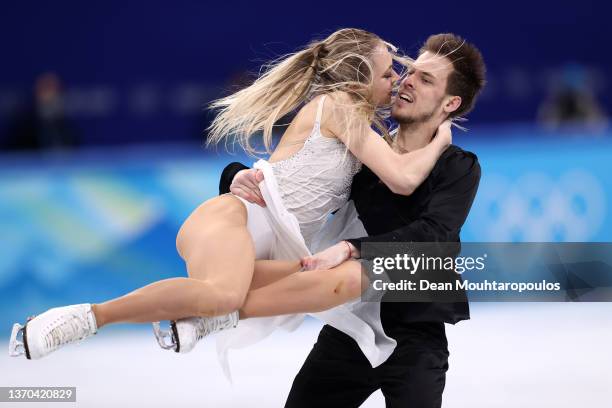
[215,290,247,315]
[333,262,366,299]
[193,281,247,316]
[200,194,247,225]
[177,195,248,259]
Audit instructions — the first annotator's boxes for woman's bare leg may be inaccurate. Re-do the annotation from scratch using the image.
[250,260,303,289]
[92,194,256,329]
[239,260,368,318]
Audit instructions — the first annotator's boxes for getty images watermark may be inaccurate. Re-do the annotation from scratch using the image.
[371,252,560,293]
[360,242,612,302]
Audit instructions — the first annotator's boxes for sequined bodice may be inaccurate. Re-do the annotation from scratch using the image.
[269,95,362,248]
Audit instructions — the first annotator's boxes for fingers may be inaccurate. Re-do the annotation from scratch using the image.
[233,170,266,207]
[438,120,451,132]
[230,185,259,204]
[300,256,317,271]
[435,121,452,145]
[237,182,265,206]
[242,171,265,206]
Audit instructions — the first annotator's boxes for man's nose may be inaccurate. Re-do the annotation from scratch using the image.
[400,76,415,90]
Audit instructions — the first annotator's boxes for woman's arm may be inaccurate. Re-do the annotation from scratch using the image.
[325,93,451,196]
[302,150,481,270]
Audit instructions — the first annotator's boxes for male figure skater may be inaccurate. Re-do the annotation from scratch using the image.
[220,33,485,408]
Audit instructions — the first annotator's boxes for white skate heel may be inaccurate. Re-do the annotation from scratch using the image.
[8,304,98,360]
[9,322,28,358]
[152,321,179,350]
[153,312,239,353]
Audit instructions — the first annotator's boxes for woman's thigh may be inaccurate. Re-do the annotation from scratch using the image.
[177,194,256,296]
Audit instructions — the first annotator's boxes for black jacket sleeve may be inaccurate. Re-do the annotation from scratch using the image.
[348,151,481,255]
[219,162,250,195]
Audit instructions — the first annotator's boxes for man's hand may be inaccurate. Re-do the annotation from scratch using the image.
[230,169,266,207]
[301,241,358,271]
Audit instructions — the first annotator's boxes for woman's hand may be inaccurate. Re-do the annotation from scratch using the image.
[301,241,357,271]
[435,120,453,147]
[230,169,266,207]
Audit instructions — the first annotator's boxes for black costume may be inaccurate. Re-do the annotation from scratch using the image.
[219,145,481,407]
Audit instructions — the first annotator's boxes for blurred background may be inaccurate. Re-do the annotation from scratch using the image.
[1,1,611,407]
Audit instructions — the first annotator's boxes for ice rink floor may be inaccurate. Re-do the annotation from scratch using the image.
[2,303,611,407]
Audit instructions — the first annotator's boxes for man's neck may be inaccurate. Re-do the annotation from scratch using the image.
[395,120,440,153]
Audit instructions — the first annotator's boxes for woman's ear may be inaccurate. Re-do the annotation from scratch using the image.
[443,95,462,115]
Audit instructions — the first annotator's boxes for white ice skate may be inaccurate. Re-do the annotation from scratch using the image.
[8,304,98,360]
[152,311,238,353]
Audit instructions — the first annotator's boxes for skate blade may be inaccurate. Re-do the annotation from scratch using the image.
[152,321,176,350]
[8,323,26,357]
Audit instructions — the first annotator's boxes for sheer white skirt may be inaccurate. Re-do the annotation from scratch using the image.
[216,159,396,381]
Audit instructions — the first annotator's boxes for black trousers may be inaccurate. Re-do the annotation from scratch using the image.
[285,323,449,408]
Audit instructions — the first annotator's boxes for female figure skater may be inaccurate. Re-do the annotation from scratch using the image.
[9,28,451,361]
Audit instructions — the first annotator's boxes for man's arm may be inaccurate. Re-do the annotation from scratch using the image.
[219,162,249,194]
[348,150,481,258]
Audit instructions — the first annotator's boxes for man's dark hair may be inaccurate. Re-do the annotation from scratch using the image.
[420,33,486,118]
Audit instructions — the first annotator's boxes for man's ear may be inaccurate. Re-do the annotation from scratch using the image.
[443,95,462,115]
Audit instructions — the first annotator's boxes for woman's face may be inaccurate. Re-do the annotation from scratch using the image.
[370,43,399,106]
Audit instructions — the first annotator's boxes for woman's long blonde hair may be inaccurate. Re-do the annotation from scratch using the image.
[206,28,405,154]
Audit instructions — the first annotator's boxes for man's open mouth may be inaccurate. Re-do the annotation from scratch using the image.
[399,93,414,103]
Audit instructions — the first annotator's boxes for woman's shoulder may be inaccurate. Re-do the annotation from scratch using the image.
[319,91,368,136]
[324,90,352,104]
[322,91,361,113]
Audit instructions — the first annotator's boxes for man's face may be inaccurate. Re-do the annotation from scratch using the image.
[391,51,455,125]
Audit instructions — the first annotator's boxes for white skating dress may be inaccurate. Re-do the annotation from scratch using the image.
[217,95,397,379]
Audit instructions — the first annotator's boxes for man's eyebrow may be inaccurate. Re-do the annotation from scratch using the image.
[421,71,436,80]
